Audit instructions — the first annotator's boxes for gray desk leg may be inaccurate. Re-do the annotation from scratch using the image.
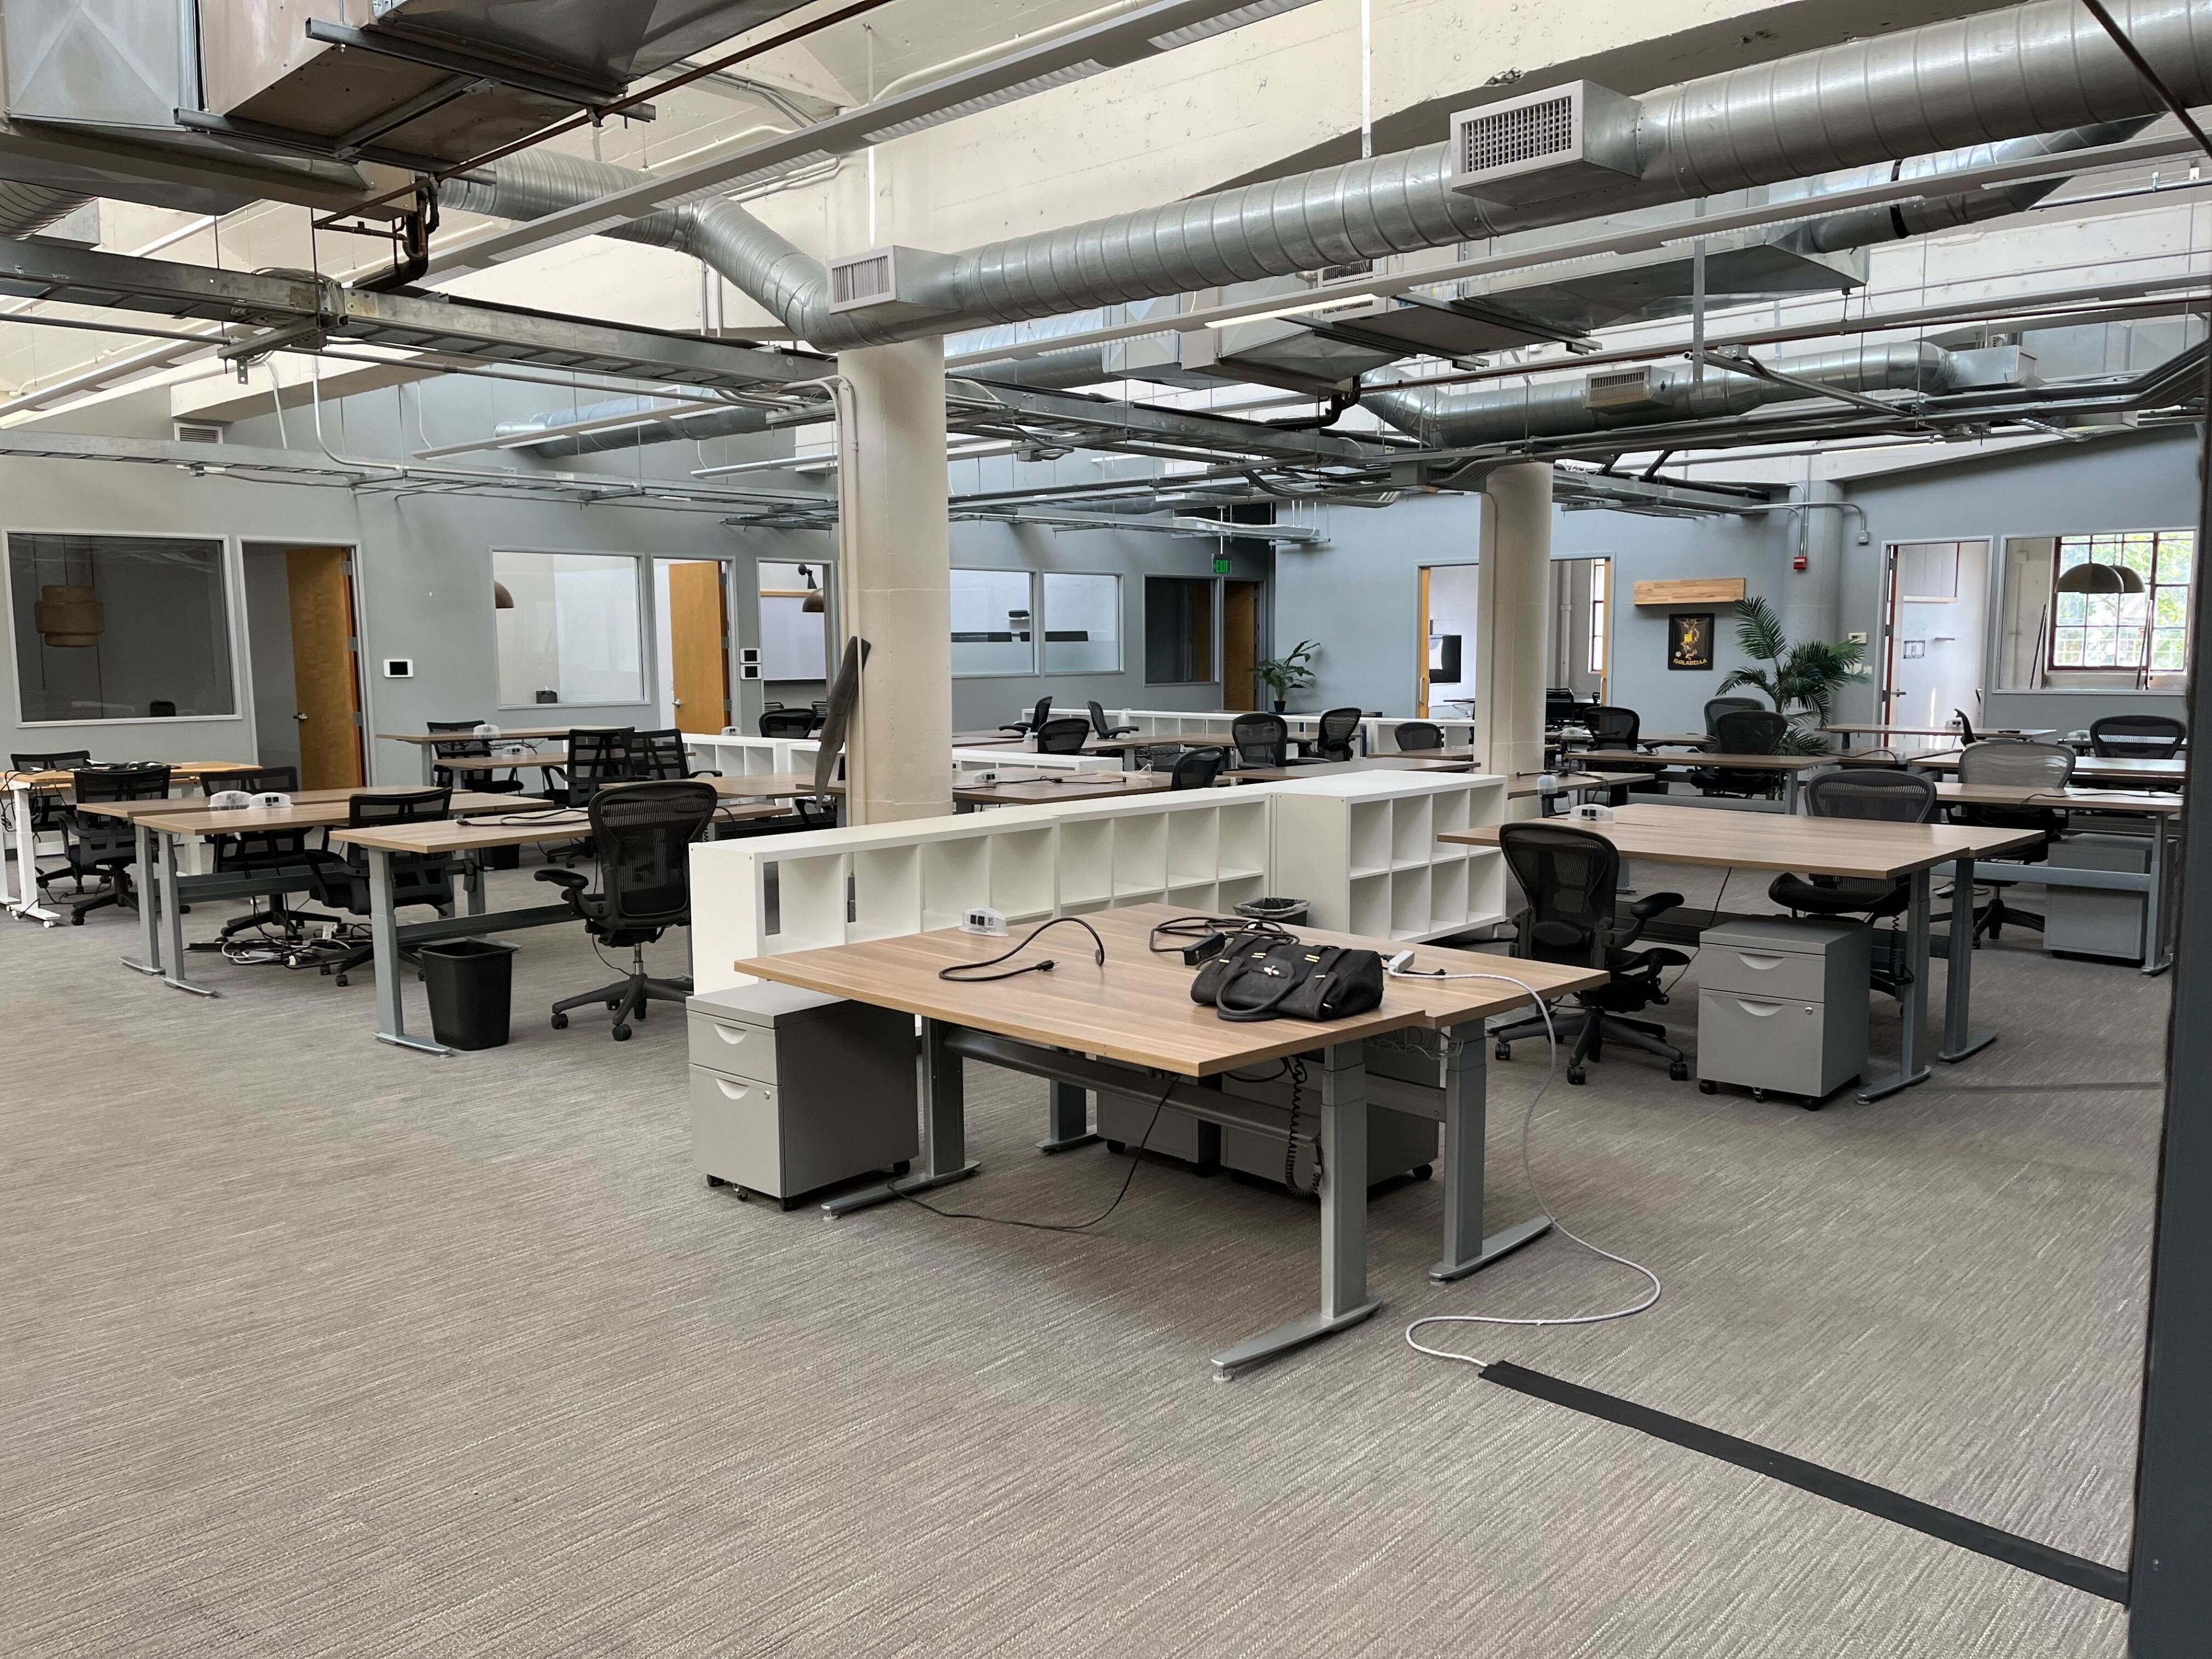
[369,847,448,1055]
[2143,813,2172,976]
[420,745,438,787]
[157,830,215,997]
[1037,1081,1100,1154]
[1859,868,1933,1101]
[1940,855,1995,1063]
[823,1017,980,1215]
[1211,1040,1384,1378]
[1783,769,1802,813]
[122,820,162,976]
[9,780,65,925]
[1432,1020,1552,1281]
[463,858,485,916]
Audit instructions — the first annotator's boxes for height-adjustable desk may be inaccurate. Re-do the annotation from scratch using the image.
[736,903,1603,1377]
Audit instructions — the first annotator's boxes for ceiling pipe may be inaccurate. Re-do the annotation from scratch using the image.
[446,0,2212,353]
[492,393,775,456]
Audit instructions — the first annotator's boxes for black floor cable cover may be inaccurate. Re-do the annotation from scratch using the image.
[1476,1362,2130,1605]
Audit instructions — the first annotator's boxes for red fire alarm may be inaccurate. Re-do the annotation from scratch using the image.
[1792,553,1809,571]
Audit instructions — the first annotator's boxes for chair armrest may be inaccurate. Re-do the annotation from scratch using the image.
[533,868,590,893]
[689,768,724,778]
[1630,891,1684,920]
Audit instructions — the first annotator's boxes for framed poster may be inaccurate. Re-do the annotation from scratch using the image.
[1668,612,1715,671]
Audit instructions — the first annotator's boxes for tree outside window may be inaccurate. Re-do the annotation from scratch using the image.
[2050,529,2193,673]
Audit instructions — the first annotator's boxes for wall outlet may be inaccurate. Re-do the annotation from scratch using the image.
[961,906,1008,937]
[1846,631,1869,646]
[382,658,413,677]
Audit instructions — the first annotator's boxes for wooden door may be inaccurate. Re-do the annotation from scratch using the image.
[285,546,363,790]
[668,561,730,732]
[1223,580,1261,711]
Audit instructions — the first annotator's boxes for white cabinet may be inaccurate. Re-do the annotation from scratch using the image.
[1267,772,1508,941]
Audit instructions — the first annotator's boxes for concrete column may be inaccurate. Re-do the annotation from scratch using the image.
[1781,480,1846,647]
[834,338,953,824]
[1472,462,1553,816]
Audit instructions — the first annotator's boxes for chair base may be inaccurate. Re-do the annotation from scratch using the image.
[1493,1002,1688,1085]
[550,949,692,1041]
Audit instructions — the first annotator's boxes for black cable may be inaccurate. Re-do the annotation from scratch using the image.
[890,1077,1175,1234]
[938,915,1106,983]
[1660,868,1731,995]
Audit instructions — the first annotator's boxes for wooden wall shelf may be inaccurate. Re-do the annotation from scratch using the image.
[1633,578,1746,607]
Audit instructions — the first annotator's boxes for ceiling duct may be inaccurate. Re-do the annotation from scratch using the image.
[449,0,2212,353]
[492,395,774,457]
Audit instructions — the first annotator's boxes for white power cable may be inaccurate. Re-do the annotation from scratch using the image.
[1383,964,1665,1369]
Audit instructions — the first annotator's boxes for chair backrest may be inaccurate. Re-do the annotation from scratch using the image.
[1585,705,1640,748]
[760,709,816,738]
[1498,823,1619,970]
[630,728,692,779]
[1087,700,1116,736]
[1314,706,1363,761]
[1713,708,1788,755]
[343,787,454,908]
[1171,748,1228,790]
[1232,712,1288,767]
[1957,737,2075,789]
[199,766,300,796]
[1953,709,1979,746]
[1705,696,1763,736]
[566,729,635,809]
[200,767,308,866]
[1138,744,1186,771]
[346,787,450,829]
[1033,717,1092,755]
[70,766,173,862]
[588,779,719,929]
[2089,713,2186,759]
[1027,696,1053,732]
[1802,768,1936,823]
[1394,721,1445,752]
[1544,688,1577,726]
[14,749,92,774]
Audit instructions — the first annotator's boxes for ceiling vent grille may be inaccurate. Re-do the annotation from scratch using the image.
[1585,366,1660,410]
[826,245,963,324]
[831,253,892,308]
[1448,81,1641,206]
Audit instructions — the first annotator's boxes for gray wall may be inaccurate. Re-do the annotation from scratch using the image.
[239,546,301,775]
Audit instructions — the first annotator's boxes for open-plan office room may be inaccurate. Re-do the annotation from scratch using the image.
[3,2,2210,1654]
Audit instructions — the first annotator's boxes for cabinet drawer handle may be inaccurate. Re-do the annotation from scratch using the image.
[1735,999,1783,1017]
[714,1078,753,1101]
[712,1025,752,1046]
[1735,952,1786,969]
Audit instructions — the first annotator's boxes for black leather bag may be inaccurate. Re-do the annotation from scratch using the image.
[1190,931,1387,1024]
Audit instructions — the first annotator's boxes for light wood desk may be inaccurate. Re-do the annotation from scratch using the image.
[328,802,787,1055]
[1544,749,1828,810]
[1824,723,2053,749]
[1083,731,1243,768]
[378,727,624,785]
[1226,755,1471,782]
[1442,804,2041,1102]
[1912,751,2187,789]
[3,760,244,921]
[740,903,1604,1376]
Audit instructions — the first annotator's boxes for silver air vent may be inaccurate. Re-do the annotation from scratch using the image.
[825,245,963,324]
[1584,366,1662,410]
[1449,81,1641,205]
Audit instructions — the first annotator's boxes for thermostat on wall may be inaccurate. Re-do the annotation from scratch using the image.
[382,658,414,678]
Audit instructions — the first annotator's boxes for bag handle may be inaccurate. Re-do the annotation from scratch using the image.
[1215,946,1319,1023]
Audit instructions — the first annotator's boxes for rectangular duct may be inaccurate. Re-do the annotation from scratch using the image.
[1448,81,1640,206]
[5,0,203,131]
[827,245,962,324]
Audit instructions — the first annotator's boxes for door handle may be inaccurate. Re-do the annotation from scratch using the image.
[293,712,310,722]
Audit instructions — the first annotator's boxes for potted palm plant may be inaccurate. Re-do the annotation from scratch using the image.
[1717,597,1869,754]
[1253,639,1320,713]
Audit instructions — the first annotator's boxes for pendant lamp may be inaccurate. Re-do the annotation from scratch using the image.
[34,584,103,647]
[2055,561,2145,596]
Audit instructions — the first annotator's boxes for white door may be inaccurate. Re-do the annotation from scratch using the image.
[1883,540,1990,745]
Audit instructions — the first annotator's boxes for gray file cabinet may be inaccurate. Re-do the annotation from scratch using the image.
[2046,832,2149,960]
[1695,918,1871,1105]
[688,983,918,1209]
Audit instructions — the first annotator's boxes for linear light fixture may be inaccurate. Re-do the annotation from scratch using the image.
[1201,293,1382,327]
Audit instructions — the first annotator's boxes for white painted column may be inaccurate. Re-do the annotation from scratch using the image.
[834,338,953,824]
[1472,462,1554,817]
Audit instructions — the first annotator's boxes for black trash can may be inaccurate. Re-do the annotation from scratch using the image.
[1236,896,1310,926]
[419,938,517,1050]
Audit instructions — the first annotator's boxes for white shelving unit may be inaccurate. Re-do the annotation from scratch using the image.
[1266,771,1507,942]
[1040,706,1478,754]
[691,768,1509,993]
[684,734,1116,779]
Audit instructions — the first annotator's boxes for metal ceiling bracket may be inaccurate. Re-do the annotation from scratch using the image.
[302,20,630,111]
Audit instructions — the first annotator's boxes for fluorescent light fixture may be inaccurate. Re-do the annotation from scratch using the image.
[1202,293,1382,327]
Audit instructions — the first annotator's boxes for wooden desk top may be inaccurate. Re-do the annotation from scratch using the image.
[96,791,549,838]
[737,903,1606,1078]
[432,751,567,771]
[950,730,1028,747]
[1083,732,1241,754]
[1442,802,2041,878]
[1226,756,1471,782]
[1935,781,2185,816]
[1507,771,1645,798]
[956,772,1177,805]
[377,726,618,745]
[1825,724,2054,739]
[6,760,249,793]
[329,800,787,854]
[1565,749,1824,771]
[1911,751,2187,785]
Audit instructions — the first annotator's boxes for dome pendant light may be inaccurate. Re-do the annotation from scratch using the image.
[2055,561,2145,596]
[34,584,103,647]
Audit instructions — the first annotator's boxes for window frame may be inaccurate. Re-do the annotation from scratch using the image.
[950,566,1040,679]
[1142,573,1219,688]
[492,546,650,711]
[1040,569,1124,676]
[2046,527,2194,676]
[5,527,247,728]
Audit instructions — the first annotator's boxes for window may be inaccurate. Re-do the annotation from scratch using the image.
[8,532,236,722]
[951,568,1035,676]
[1145,576,1215,684]
[1588,558,1609,677]
[2050,529,2194,673]
[494,550,643,707]
[1041,572,1121,673]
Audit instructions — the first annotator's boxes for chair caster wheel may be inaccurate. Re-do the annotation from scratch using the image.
[1105,1140,1126,1154]
[551,1012,568,1029]
[1800,1098,1823,1112]
[1751,1088,1767,1102]
[334,974,349,987]
[612,1023,632,1041]
[1567,1066,1586,1086]
[1411,1163,1434,1181]
[607,998,621,1009]
[1494,1043,1511,1060]
[69,914,82,925]
[1669,1060,1690,1081]
[891,1160,911,1176]
[1698,1080,1717,1094]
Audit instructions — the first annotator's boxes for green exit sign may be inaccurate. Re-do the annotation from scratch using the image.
[1212,555,1232,574]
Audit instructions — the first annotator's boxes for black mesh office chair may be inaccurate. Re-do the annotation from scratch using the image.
[1232,713,1289,767]
[1137,743,1187,771]
[1296,706,1363,763]
[1769,770,1936,997]
[2089,713,2186,759]
[1584,706,1641,749]
[1171,749,1228,789]
[1692,708,1790,798]
[1489,822,1690,1085]
[12,749,92,856]
[1705,696,1764,737]
[425,719,523,794]
[57,766,172,922]
[1395,721,1445,752]
[631,729,719,781]
[306,789,457,986]
[536,779,719,1041]
[1088,702,1138,738]
[759,709,817,738]
[557,729,635,812]
[196,765,342,941]
[1033,717,1093,755]
[1953,738,2074,941]
[1544,688,1578,728]
[1000,696,1054,737]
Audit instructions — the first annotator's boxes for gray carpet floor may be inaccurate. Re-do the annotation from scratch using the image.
[0,858,2160,1657]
